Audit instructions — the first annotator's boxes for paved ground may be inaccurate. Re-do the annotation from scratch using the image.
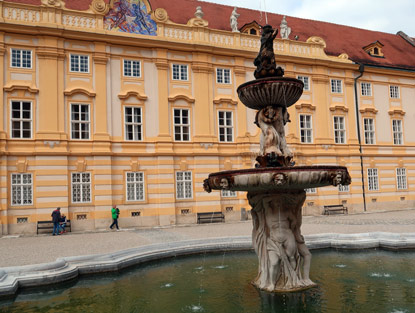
[1,209,414,268]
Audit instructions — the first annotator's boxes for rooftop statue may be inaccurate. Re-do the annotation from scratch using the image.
[230,7,240,32]
[194,6,204,19]
[254,25,284,79]
[280,16,291,39]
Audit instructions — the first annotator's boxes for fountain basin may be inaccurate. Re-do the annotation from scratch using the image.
[237,77,304,110]
[204,166,351,192]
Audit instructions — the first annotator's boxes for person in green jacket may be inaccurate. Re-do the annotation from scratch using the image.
[109,206,120,230]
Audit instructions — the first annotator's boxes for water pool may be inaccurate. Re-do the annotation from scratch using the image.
[1,249,415,313]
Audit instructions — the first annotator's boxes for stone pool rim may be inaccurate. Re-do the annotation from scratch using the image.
[1,232,415,298]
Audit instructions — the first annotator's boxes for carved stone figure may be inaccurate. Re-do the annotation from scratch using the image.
[248,190,315,292]
[280,16,291,39]
[195,6,204,19]
[255,106,292,157]
[230,7,240,32]
[254,25,284,79]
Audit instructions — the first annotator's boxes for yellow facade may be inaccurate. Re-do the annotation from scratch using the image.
[0,2,414,235]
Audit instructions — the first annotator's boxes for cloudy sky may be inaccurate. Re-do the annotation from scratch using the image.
[202,0,415,36]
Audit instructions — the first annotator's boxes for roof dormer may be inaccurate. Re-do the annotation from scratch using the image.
[363,41,384,58]
[240,21,261,36]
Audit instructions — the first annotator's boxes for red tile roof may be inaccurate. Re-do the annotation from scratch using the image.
[4,0,415,70]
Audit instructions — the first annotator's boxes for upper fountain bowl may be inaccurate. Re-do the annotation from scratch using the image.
[237,77,304,110]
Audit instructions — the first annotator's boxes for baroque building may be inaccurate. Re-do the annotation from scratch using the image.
[0,0,414,235]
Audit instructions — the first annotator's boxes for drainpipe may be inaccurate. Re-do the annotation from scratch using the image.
[354,64,366,212]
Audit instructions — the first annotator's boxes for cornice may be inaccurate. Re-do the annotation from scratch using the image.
[118,91,148,101]
[4,84,39,93]
[295,103,316,111]
[64,87,96,97]
[168,94,195,103]
[359,107,378,115]
[329,104,349,113]
[191,62,213,74]
[213,97,238,105]
[388,108,405,117]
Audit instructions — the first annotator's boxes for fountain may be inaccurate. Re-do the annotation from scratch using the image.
[203,25,351,292]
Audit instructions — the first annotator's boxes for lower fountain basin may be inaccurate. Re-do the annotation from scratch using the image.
[204,166,351,192]
[237,77,304,110]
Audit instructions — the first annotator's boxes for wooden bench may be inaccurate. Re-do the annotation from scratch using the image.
[37,220,72,234]
[323,205,348,215]
[197,212,225,224]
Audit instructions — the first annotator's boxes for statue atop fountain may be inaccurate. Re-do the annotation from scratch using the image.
[204,24,351,292]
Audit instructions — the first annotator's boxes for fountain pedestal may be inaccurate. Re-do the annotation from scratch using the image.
[249,190,315,292]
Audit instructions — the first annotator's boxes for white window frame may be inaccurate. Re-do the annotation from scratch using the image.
[361,82,372,96]
[176,171,193,200]
[330,79,342,93]
[10,48,32,69]
[218,111,234,142]
[297,75,310,91]
[216,68,231,84]
[299,114,313,143]
[11,173,33,206]
[126,172,145,201]
[305,188,317,194]
[11,100,32,139]
[124,106,142,141]
[71,103,90,140]
[396,168,407,190]
[333,116,346,144]
[123,59,141,78]
[389,85,400,99]
[367,168,379,191]
[172,64,188,81]
[392,119,403,145]
[70,54,89,73]
[173,108,190,141]
[338,184,349,192]
[71,172,91,203]
[363,118,375,145]
[221,189,237,197]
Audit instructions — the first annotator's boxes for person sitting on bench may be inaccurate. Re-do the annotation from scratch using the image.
[59,214,67,234]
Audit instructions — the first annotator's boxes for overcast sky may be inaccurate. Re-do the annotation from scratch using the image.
[201,0,415,36]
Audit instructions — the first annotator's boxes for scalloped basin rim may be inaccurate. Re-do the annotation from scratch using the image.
[236,76,304,92]
[208,165,349,178]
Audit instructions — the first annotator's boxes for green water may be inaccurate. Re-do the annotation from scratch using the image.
[1,250,415,313]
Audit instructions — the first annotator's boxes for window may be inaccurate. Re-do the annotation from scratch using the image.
[11,101,32,139]
[392,119,403,145]
[172,64,188,81]
[361,82,372,96]
[70,54,89,73]
[297,76,310,91]
[176,171,192,199]
[123,59,141,77]
[333,116,346,144]
[221,190,237,197]
[11,49,32,68]
[390,85,399,99]
[367,168,379,191]
[218,111,233,142]
[125,107,142,141]
[11,173,33,205]
[71,104,90,140]
[216,68,231,84]
[299,114,312,143]
[363,118,375,144]
[330,79,342,93]
[396,168,407,190]
[72,172,91,203]
[338,184,349,192]
[173,108,190,141]
[126,172,145,201]
[305,188,316,194]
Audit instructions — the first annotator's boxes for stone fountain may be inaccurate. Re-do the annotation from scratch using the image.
[204,25,351,292]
